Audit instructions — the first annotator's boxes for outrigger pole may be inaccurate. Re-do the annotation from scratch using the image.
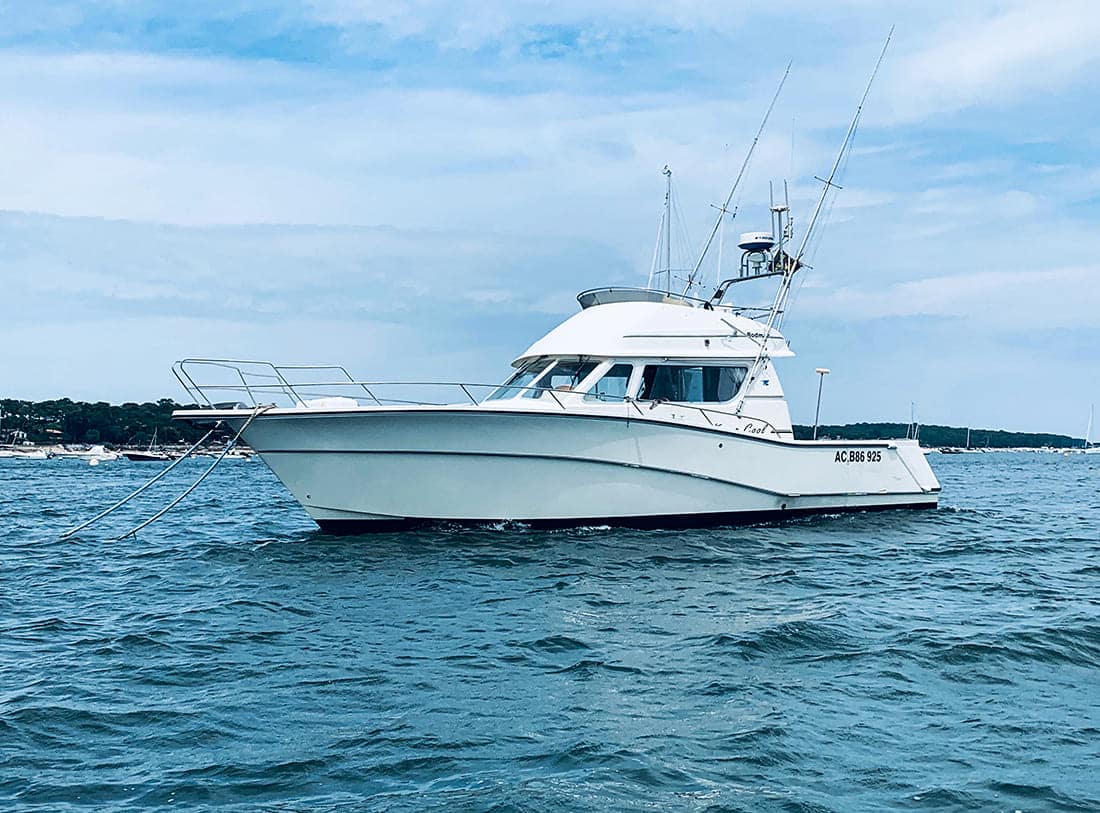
[681,62,791,297]
[732,28,893,418]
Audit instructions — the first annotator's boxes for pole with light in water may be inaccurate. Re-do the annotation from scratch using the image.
[813,368,830,440]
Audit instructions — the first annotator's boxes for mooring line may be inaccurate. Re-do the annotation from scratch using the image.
[59,428,218,540]
[114,406,272,540]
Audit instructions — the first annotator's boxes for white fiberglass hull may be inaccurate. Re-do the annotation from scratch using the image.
[180,407,940,532]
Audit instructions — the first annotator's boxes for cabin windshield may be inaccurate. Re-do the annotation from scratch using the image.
[485,358,598,400]
[522,360,598,399]
[485,358,553,400]
[638,364,747,403]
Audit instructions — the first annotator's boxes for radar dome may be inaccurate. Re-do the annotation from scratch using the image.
[738,232,775,252]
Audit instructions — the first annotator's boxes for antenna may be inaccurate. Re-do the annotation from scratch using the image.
[729,30,893,418]
[681,62,791,296]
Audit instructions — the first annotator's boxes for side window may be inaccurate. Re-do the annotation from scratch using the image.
[638,365,747,403]
[584,364,633,402]
[524,361,598,398]
[713,366,748,401]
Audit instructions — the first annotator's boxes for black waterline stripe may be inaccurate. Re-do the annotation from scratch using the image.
[314,501,938,534]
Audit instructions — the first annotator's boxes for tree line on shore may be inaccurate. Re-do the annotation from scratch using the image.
[0,398,1083,448]
[792,422,1081,449]
[0,399,213,446]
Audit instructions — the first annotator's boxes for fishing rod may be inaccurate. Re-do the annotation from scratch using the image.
[732,28,893,418]
[680,62,791,297]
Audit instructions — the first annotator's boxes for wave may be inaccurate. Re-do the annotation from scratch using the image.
[898,622,1100,669]
[692,619,857,660]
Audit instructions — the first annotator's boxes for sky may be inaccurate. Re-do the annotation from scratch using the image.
[1,0,1098,436]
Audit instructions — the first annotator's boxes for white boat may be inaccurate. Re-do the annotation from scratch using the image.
[51,444,121,462]
[0,447,49,459]
[174,302,939,532]
[172,53,940,533]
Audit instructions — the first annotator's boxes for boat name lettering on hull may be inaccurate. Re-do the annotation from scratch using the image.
[835,450,882,463]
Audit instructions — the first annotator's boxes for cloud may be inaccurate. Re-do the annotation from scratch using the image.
[0,209,630,400]
[300,0,754,50]
[0,210,626,318]
[798,265,1100,329]
[0,44,847,267]
[883,0,1100,120]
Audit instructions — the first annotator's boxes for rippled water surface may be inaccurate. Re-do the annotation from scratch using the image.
[2,452,1099,811]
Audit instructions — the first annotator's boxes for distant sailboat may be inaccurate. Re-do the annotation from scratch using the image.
[938,423,967,454]
[1086,406,1100,454]
[123,428,175,462]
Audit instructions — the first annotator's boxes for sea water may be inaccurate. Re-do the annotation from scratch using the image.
[1,453,1098,811]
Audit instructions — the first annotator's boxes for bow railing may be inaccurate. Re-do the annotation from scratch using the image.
[172,358,792,438]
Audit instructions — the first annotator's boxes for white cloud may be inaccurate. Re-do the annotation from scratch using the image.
[799,265,1100,329]
[908,187,1040,221]
[0,45,844,268]
[301,0,755,49]
[883,0,1100,120]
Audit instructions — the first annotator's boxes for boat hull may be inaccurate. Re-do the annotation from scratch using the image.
[192,408,940,532]
[123,451,175,462]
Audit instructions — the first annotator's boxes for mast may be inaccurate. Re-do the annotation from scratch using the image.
[647,168,670,290]
[730,31,892,419]
[1087,405,1094,449]
[663,165,672,293]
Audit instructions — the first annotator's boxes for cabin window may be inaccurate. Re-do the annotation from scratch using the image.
[638,364,747,403]
[523,360,599,398]
[584,364,633,402]
[485,358,553,400]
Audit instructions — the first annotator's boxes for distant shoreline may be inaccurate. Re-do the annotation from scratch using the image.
[791,422,1084,450]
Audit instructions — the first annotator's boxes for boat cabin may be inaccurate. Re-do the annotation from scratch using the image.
[482,296,795,437]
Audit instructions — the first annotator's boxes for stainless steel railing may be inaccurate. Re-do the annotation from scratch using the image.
[172,358,792,437]
[173,359,574,410]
